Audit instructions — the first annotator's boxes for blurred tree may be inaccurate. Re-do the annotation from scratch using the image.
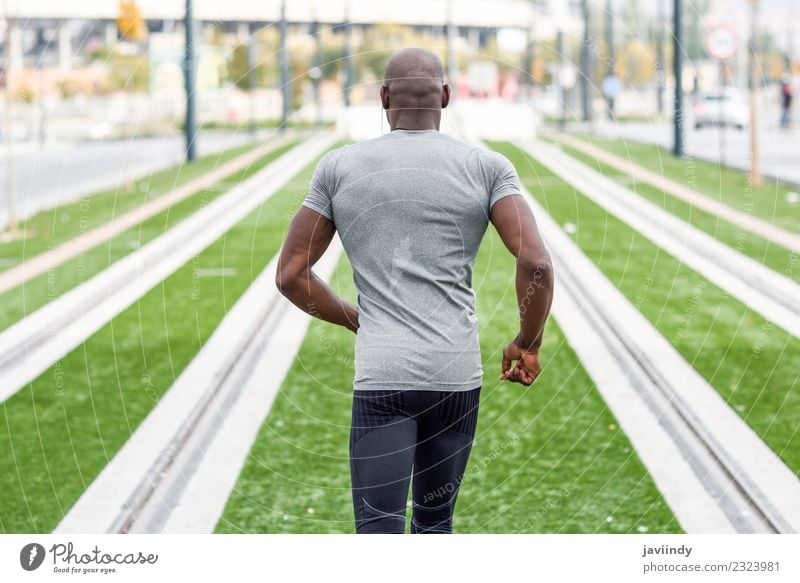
[355,23,443,82]
[117,0,148,42]
[617,39,656,86]
[89,48,150,93]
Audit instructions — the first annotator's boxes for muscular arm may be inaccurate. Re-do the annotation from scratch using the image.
[275,206,359,332]
[490,194,554,385]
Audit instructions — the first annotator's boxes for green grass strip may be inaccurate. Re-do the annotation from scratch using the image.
[553,140,799,285]
[0,140,260,272]
[0,148,333,533]
[216,235,680,534]
[0,141,298,332]
[491,140,800,477]
[564,135,800,235]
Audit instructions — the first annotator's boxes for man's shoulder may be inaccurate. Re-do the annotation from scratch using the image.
[466,145,514,178]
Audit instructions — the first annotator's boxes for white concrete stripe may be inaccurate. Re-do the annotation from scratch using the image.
[0,133,335,404]
[53,238,342,533]
[556,133,800,254]
[508,182,735,532]
[155,241,343,534]
[525,140,800,339]
[0,135,293,294]
[517,142,800,532]
[551,271,736,533]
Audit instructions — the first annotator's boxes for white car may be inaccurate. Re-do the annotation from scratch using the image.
[693,87,749,130]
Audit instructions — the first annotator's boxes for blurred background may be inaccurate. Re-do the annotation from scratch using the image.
[0,0,800,228]
[1,1,799,536]
[1,0,798,227]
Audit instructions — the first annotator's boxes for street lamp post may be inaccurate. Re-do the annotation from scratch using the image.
[557,29,566,130]
[342,0,353,108]
[447,0,458,100]
[279,0,290,129]
[3,72,18,238]
[580,0,592,122]
[606,0,615,117]
[3,13,19,238]
[672,0,684,157]
[310,16,322,126]
[656,0,665,114]
[247,24,258,137]
[183,0,197,162]
[748,0,762,185]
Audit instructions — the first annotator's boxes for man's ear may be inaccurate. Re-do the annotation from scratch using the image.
[441,83,451,109]
[380,85,390,110]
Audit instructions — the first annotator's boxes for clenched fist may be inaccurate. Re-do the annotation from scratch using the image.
[500,338,542,386]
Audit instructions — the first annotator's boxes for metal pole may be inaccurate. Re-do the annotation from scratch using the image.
[3,14,19,238]
[656,1,665,114]
[247,24,258,137]
[342,0,354,108]
[310,18,322,126]
[606,0,615,117]
[557,29,566,130]
[748,0,762,184]
[279,0,291,128]
[36,58,47,145]
[447,0,458,100]
[4,78,18,238]
[672,0,684,157]
[523,25,534,100]
[184,0,197,162]
[580,0,592,122]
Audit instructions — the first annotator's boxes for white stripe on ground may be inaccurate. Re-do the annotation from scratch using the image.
[54,238,343,534]
[143,240,344,534]
[512,143,800,532]
[556,132,800,254]
[524,140,800,339]
[0,135,293,295]
[505,179,735,532]
[550,263,736,533]
[0,133,335,404]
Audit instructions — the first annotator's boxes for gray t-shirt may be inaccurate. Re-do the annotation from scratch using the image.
[302,128,523,392]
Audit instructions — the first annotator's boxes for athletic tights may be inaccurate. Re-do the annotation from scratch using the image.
[349,386,481,534]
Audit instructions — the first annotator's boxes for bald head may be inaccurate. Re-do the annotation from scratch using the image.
[384,48,444,93]
[380,48,450,131]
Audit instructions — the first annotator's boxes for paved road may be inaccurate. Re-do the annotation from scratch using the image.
[0,131,266,229]
[590,111,800,185]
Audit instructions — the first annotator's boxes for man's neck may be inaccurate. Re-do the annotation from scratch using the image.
[390,114,440,131]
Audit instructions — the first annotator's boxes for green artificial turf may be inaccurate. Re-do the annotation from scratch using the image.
[561,135,800,235]
[0,141,298,332]
[0,149,331,533]
[552,140,800,285]
[490,140,800,477]
[0,140,261,272]
[215,236,681,534]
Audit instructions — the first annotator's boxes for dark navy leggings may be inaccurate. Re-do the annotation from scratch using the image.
[348,387,481,534]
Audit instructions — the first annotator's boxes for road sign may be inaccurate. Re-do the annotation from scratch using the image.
[602,75,622,98]
[557,64,577,89]
[704,25,739,61]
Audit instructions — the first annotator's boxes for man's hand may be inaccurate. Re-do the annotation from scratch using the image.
[500,338,542,386]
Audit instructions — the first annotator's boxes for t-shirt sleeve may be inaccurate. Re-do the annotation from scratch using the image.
[487,151,524,210]
[301,151,335,221]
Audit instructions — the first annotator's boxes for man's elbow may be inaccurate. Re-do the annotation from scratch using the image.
[518,252,554,285]
[275,264,303,297]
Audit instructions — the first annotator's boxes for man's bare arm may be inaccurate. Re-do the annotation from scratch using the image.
[276,206,359,332]
[490,194,554,385]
